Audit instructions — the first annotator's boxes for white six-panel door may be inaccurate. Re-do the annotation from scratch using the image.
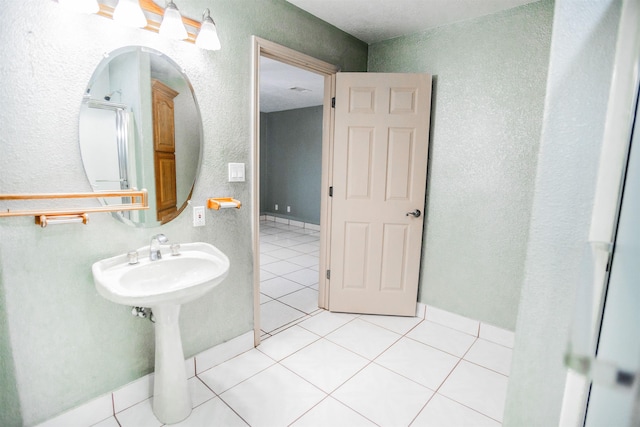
[328,73,432,316]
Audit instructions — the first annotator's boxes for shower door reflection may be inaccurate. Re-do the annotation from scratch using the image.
[79,101,136,221]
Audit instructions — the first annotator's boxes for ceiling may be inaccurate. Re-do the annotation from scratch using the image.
[260,57,325,113]
[286,0,539,44]
[260,0,539,112]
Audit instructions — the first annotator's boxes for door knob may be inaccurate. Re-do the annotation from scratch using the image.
[406,209,421,218]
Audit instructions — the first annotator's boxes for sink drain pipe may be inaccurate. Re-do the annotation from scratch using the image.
[131,306,155,323]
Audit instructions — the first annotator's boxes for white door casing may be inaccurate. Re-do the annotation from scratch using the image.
[252,37,338,345]
[328,73,432,316]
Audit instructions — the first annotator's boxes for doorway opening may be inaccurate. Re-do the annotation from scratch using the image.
[251,37,338,345]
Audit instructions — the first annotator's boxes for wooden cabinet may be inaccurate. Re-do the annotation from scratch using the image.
[152,80,179,223]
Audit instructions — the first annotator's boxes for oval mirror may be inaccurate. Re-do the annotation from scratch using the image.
[79,46,202,227]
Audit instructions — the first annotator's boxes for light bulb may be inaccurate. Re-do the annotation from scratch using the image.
[159,2,188,40]
[196,9,221,51]
[113,0,147,28]
[58,0,99,14]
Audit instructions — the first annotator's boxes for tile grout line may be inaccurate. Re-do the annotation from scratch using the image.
[260,284,319,303]
[402,333,473,360]
[294,313,359,337]
[406,337,478,426]
[285,395,333,427]
[273,294,320,316]
[357,314,425,337]
[459,335,513,376]
[463,358,512,378]
[110,390,123,427]
[272,333,382,427]
[196,355,277,407]
[256,331,323,363]
[407,315,509,426]
[436,337,505,424]
[430,392,505,425]
[248,338,333,426]
[214,393,252,426]
[266,314,311,336]
[360,316,442,427]
[191,374,254,426]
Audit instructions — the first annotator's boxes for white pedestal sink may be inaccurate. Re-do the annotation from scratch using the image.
[92,242,230,424]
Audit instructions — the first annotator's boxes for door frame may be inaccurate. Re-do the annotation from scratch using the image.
[251,37,339,345]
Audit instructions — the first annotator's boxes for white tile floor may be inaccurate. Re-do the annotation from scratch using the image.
[259,220,323,337]
[92,220,512,426]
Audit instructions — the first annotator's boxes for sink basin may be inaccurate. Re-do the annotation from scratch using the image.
[91,241,230,424]
[92,242,229,307]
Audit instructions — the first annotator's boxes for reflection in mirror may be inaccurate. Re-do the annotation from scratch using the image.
[80,46,202,227]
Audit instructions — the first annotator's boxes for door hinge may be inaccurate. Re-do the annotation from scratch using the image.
[329,186,333,197]
[331,97,336,108]
[326,269,331,280]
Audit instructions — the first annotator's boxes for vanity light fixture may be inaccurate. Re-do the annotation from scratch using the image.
[58,0,99,14]
[195,8,221,51]
[113,0,147,28]
[159,1,188,40]
[55,0,222,50]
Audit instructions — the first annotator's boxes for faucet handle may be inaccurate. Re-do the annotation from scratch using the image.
[127,251,139,265]
[170,244,181,256]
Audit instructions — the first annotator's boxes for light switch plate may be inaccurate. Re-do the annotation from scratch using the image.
[228,163,245,182]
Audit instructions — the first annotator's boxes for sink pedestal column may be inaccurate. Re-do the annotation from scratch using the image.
[151,304,192,424]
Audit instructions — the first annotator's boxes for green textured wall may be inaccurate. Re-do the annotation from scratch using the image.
[262,106,323,224]
[0,1,366,424]
[0,266,22,427]
[368,0,553,330]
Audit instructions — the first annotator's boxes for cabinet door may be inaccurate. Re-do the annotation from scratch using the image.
[152,80,178,153]
[154,151,177,223]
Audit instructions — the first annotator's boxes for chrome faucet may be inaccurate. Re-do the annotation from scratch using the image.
[149,234,168,261]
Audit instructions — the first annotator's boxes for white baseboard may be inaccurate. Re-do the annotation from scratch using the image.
[426,305,480,336]
[35,393,114,427]
[261,215,320,230]
[424,304,515,348]
[195,331,254,374]
[479,322,515,348]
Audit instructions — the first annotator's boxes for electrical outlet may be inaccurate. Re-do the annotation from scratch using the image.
[275,204,279,211]
[193,206,205,227]
[287,206,291,213]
